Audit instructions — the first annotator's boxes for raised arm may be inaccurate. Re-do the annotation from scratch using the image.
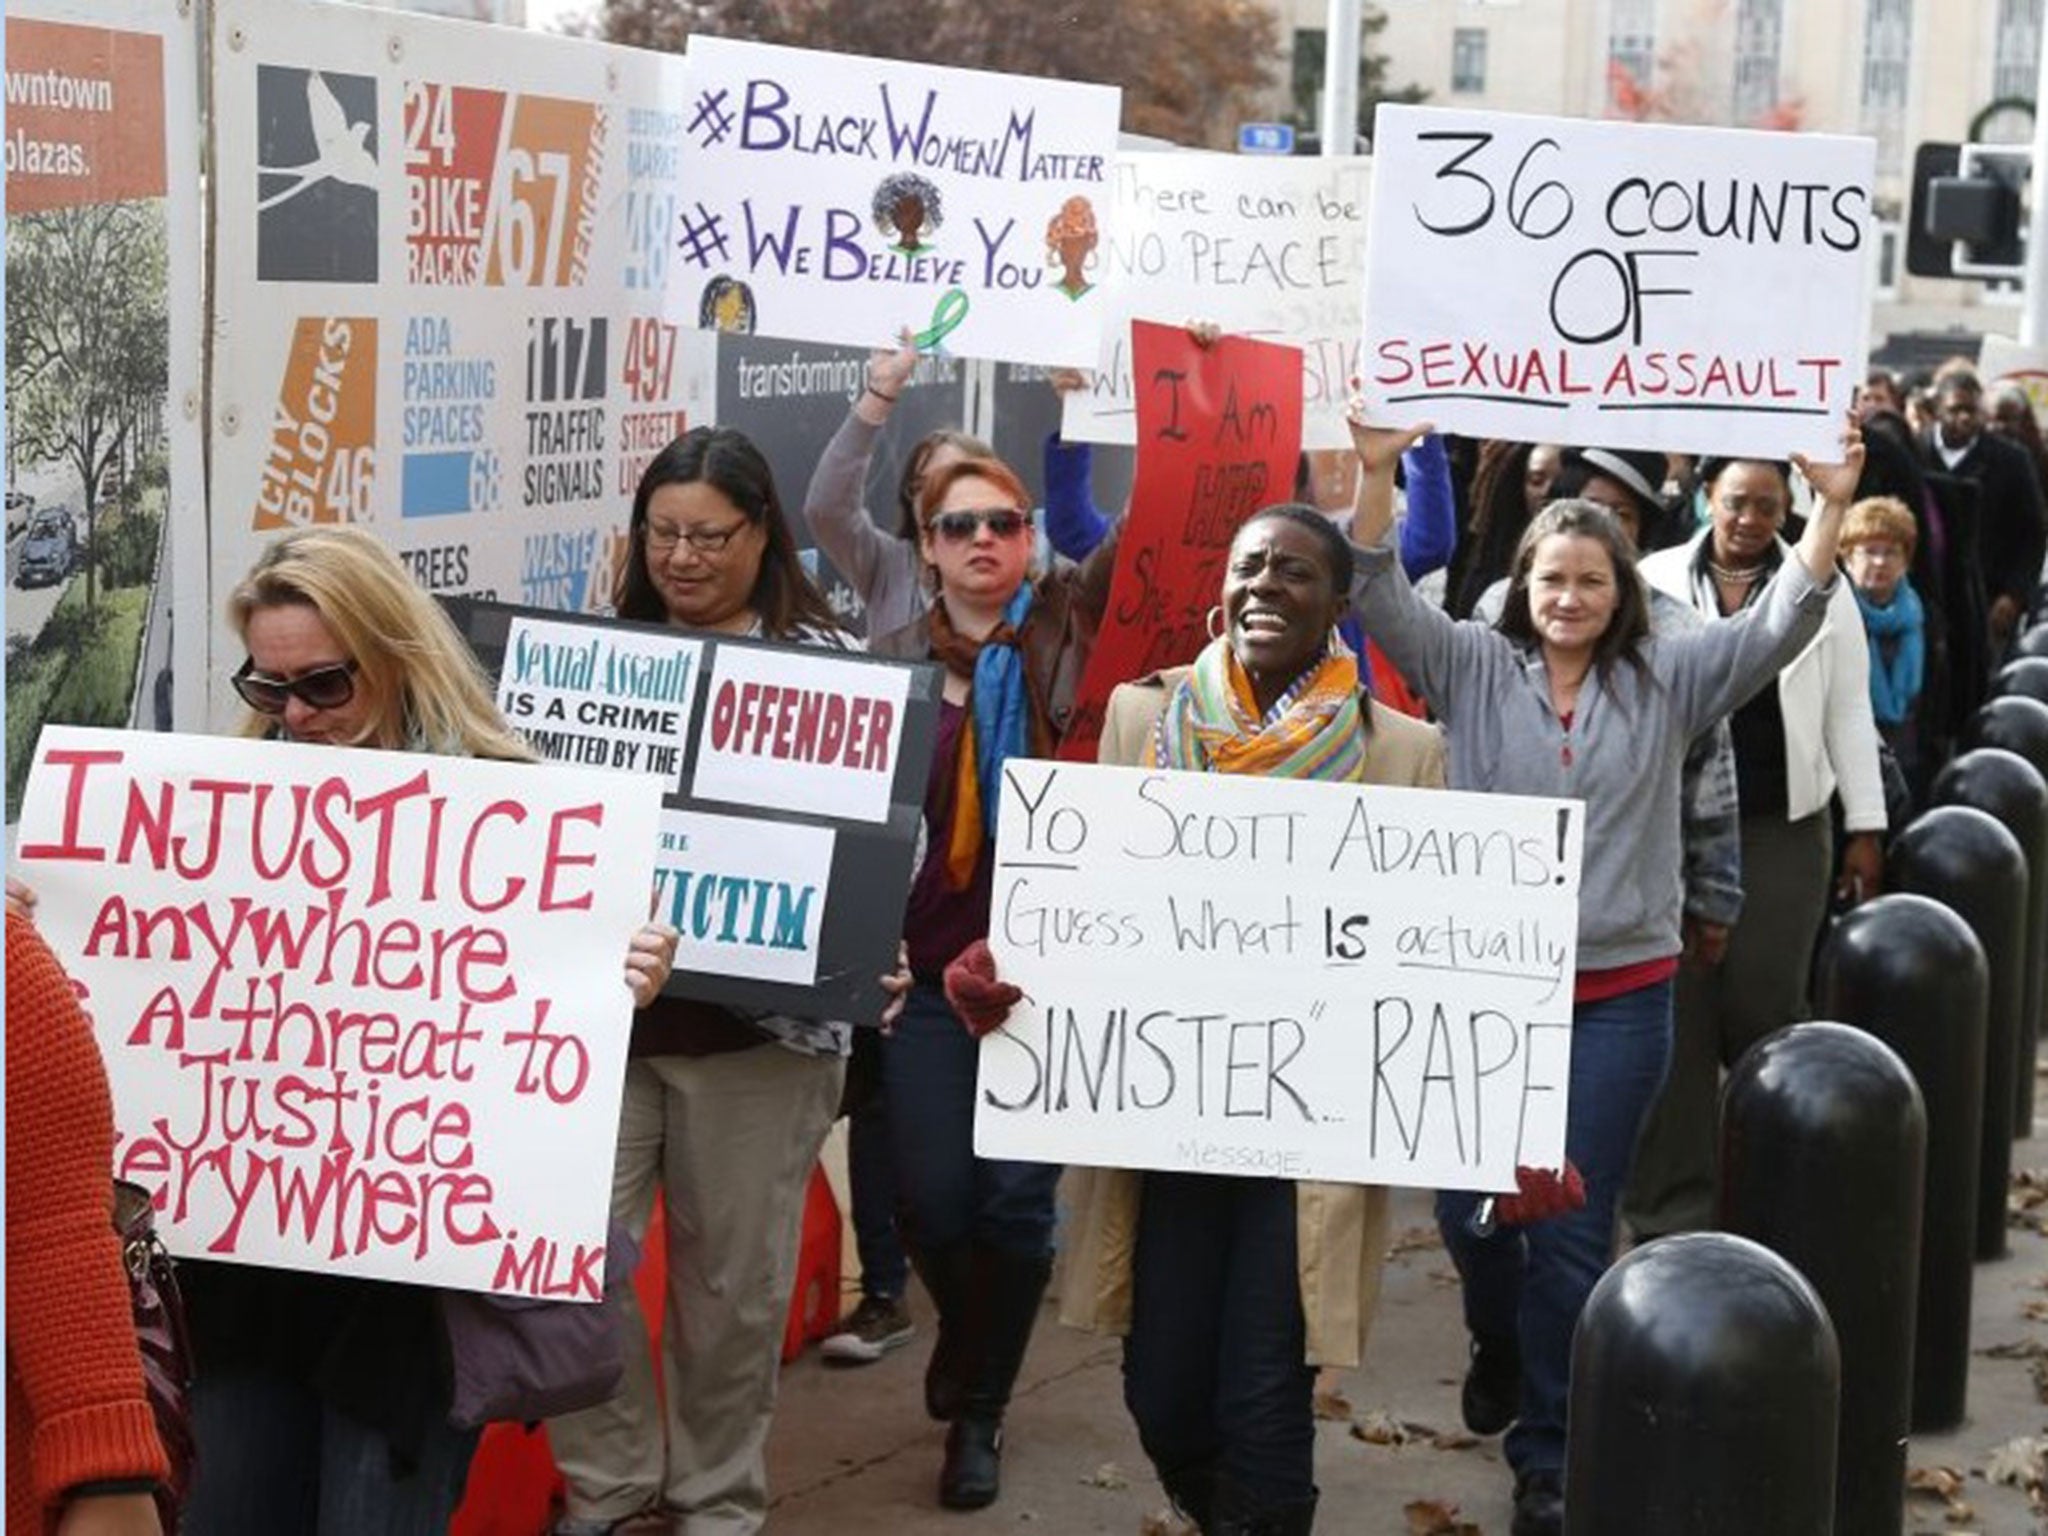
[798,335,917,601]
[1787,418,1866,583]
[1398,432,1458,581]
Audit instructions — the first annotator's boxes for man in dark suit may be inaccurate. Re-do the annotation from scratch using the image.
[1921,370,2047,651]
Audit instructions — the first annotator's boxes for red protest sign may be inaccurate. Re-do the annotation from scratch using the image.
[1060,321,1304,761]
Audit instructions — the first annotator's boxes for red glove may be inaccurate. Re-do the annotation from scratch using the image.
[1494,1161,1587,1226]
[942,939,1022,1038]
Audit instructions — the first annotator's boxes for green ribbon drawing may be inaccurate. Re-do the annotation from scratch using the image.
[912,288,970,352]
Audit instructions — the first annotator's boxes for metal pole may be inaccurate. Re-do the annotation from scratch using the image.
[1322,0,1363,156]
[2020,18,2048,344]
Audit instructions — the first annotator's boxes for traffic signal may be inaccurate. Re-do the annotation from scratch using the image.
[1908,139,2026,279]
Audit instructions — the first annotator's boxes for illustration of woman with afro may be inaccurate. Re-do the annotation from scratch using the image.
[1045,195,1097,301]
[872,172,944,255]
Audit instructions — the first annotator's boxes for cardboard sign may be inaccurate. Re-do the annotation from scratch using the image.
[1059,322,1303,763]
[1359,105,1876,460]
[669,36,1121,366]
[977,762,1584,1191]
[460,600,940,1019]
[15,726,664,1297]
[1063,153,1369,450]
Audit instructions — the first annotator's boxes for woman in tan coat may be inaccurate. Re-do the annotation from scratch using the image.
[1058,503,1444,1535]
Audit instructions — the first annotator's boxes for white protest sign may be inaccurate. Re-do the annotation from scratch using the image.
[691,642,911,825]
[498,615,704,789]
[16,726,664,1299]
[652,809,834,985]
[976,762,1584,1191]
[668,36,1121,365]
[1063,153,1369,450]
[1359,105,1875,460]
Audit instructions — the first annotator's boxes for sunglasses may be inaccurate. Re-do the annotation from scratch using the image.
[928,508,1030,543]
[232,658,360,714]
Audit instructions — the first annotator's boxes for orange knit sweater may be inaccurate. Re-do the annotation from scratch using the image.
[6,913,168,1534]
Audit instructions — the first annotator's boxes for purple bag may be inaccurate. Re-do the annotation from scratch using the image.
[440,1221,641,1429]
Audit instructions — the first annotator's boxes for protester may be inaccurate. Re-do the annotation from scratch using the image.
[1855,366,1906,422]
[1840,495,1930,794]
[1629,455,1887,1240]
[1347,405,1863,1536]
[1468,447,1743,985]
[1918,369,2047,650]
[1050,506,1445,1535]
[158,526,678,1535]
[870,449,1117,1510]
[8,909,171,1536]
[548,428,906,1536]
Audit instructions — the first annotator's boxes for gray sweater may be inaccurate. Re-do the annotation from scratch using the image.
[1351,537,1832,971]
[800,410,929,637]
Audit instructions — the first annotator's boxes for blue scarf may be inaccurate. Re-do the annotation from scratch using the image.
[972,583,1037,832]
[1854,577,1925,726]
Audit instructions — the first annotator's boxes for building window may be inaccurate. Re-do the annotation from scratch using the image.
[1452,29,1487,93]
[1292,28,1326,129]
[1860,0,1912,175]
[1608,0,1657,95]
[1872,218,1902,301]
[1731,0,1782,123]
[1995,0,2043,101]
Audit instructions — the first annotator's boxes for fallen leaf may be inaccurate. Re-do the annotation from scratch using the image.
[1907,1466,1965,1500]
[2024,1299,2048,1323]
[1388,1225,1442,1259]
[1982,1434,2048,1491]
[1139,1511,1196,1536]
[1080,1462,1129,1490]
[1976,1339,2048,1359]
[1314,1387,1354,1421]
[1403,1497,1482,1535]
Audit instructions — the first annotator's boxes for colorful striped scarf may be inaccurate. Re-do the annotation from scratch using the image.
[1148,634,1370,781]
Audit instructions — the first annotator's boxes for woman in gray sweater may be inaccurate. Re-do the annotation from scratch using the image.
[1345,409,1862,1536]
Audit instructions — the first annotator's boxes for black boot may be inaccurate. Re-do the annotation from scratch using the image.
[910,1242,978,1422]
[937,1245,1052,1510]
[1211,1478,1317,1535]
[1460,1330,1520,1436]
[1158,1460,1220,1532]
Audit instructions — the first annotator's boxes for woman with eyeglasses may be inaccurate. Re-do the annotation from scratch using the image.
[545,426,909,1536]
[165,524,680,1535]
[866,451,1117,1511]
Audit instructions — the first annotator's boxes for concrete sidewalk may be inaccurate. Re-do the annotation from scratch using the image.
[762,1120,2048,1534]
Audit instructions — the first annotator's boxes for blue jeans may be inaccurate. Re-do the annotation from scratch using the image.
[1437,977,1675,1478]
[1122,1172,1317,1507]
[185,1361,480,1535]
[847,1028,909,1298]
[881,982,1059,1256]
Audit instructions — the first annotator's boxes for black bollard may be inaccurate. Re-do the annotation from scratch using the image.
[1889,807,2030,1262]
[1932,750,2048,1134]
[2016,623,2048,661]
[1993,655,2048,708]
[1815,896,1989,1431]
[1720,1023,1925,1536]
[1966,696,2048,798]
[1566,1232,1838,1535]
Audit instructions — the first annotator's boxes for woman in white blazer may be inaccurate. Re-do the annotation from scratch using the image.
[1627,454,1887,1239]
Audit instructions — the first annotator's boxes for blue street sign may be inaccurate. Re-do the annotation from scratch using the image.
[1238,122,1296,156]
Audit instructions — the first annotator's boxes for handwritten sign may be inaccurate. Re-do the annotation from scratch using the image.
[668,36,1121,366]
[1359,105,1876,460]
[459,599,940,1019]
[15,726,664,1297]
[1059,321,1303,762]
[977,762,1584,1190]
[1063,153,1368,450]
[1977,336,2048,427]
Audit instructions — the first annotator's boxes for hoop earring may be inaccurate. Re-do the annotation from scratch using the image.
[1206,605,1226,641]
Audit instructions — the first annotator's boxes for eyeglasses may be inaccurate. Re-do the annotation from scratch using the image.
[928,508,1031,543]
[644,520,747,555]
[232,658,359,714]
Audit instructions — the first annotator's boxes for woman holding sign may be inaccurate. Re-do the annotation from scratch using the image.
[870,450,1117,1511]
[1049,504,1446,1535]
[171,525,678,1536]
[545,427,906,1536]
[1345,410,1863,1536]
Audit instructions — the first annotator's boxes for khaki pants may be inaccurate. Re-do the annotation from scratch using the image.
[549,1046,845,1535]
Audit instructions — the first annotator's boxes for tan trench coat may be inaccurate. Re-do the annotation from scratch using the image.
[1056,668,1447,1368]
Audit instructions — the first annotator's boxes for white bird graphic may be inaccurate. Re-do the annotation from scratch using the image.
[256,72,378,213]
